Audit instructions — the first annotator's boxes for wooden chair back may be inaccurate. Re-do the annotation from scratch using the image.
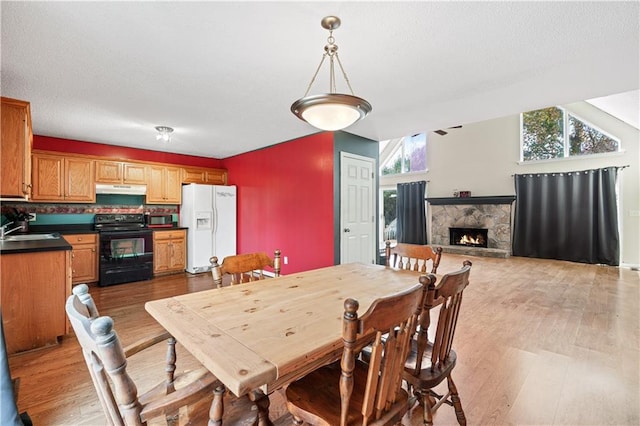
[66,284,219,426]
[385,241,443,274]
[209,249,281,288]
[285,275,435,425]
[66,285,146,425]
[402,261,472,425]
[339,278,429,425]
[412,260,472,376]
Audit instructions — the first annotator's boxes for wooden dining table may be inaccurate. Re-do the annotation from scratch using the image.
[145,262,427,424]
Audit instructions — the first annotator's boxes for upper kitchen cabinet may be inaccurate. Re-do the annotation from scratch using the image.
[182,166,227,185]
[95,160,147,184]
[31,151,95,202]
[146,165,181,204]
[1,97,33,200]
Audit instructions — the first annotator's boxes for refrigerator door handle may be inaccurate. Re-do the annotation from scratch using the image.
[213,205,218,234]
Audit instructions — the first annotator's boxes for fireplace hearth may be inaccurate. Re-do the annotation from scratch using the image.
[428,195,514,258]
[450,227,489,248]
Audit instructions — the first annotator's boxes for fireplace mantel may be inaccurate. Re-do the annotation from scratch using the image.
[426,195,516,205]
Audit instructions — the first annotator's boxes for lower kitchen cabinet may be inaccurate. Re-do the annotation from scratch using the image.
[62,233,98,284]
[0,249,71,354]
[153,229,186,275]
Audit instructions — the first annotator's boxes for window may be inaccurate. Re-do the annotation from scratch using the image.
[521,107,619,162]
[380,133,427,175]
[381,189,397,242]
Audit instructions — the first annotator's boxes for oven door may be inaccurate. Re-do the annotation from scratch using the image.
[98,229,153,286]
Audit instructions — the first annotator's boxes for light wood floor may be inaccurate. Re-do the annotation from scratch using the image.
[8,254,640,425]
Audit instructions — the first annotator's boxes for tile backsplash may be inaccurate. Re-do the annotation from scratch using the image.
[1,194,178,225]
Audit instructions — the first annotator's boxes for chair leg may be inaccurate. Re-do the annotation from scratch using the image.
[447,375,466,426]
[208,384,225,426]
[421,390,434,426]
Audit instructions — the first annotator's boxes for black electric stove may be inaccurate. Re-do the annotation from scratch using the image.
[94,214,153,286]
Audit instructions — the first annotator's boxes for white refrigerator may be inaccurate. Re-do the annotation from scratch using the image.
[180,184,237,274]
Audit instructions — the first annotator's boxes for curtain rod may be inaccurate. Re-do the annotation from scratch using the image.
[511,165,630,177]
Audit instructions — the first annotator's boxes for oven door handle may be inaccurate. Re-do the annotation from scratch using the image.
[99,230,153,237]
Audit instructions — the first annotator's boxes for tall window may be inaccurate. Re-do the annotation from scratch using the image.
[382,189,397,242]
[379,133,427,250]
[380,133,427,175]
[521,107,619,162]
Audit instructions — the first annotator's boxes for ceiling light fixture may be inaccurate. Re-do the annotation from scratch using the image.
[291,16,372,132]
[155,126,174,142]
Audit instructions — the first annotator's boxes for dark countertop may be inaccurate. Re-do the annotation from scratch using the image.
[150,226,188,231]
[0,224,188,254]
[30,224,187,233]
[0,233,72,254]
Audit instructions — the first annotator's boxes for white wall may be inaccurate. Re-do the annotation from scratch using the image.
[426,101,639,267]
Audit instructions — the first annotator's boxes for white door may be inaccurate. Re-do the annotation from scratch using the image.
[340,152,376,264]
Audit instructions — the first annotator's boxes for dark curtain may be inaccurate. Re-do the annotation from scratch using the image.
[513,166,620,266]
[396,181,427,244]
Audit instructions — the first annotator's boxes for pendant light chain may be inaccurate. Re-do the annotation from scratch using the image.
[334,53,356,96]
[301,28,356,97]
[303,54,327,98]
[290,16,372,131]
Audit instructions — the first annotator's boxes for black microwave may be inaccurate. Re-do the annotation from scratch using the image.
[146,214,174,228]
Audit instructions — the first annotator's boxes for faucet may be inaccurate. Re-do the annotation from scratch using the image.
[0,221,25,240]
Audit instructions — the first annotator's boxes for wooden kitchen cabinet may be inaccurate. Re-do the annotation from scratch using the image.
[31,152,95,202]
[146,165,181,204]
[62,233,98,284]
[1,97,32,199]
[0,249,71,354]
[182,166,227,185]
[95,160,147,184]
[153,229,186,275]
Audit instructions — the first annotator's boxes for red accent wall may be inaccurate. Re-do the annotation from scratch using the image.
[223,133,335,274]
[33,135,223,168]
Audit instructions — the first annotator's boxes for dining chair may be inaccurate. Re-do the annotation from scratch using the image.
[403,260,472,426]
[65,284,257,425]
[209,249,281,288]
[285,275,434,426]
[385,241,443,274]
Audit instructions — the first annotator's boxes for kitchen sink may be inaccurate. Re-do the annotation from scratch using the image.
[2,233,59,241]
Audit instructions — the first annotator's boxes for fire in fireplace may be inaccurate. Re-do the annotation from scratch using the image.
[449,227,488,248]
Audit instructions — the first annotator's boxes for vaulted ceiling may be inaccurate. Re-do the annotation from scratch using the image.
[2,1,638,159]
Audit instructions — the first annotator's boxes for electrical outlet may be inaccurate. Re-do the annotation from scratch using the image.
[284,256,289,265]
[28,213,36,222]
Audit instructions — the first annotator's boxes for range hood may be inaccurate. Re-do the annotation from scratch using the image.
[95,184,147,195]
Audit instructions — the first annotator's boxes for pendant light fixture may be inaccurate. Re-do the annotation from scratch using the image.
[155,126,174,142]
[291,16,372,131]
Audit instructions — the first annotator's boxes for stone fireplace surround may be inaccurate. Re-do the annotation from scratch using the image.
[427,196,516,258]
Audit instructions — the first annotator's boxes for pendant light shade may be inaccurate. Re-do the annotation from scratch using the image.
[291,94,372,131]
[291,16,372,131]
